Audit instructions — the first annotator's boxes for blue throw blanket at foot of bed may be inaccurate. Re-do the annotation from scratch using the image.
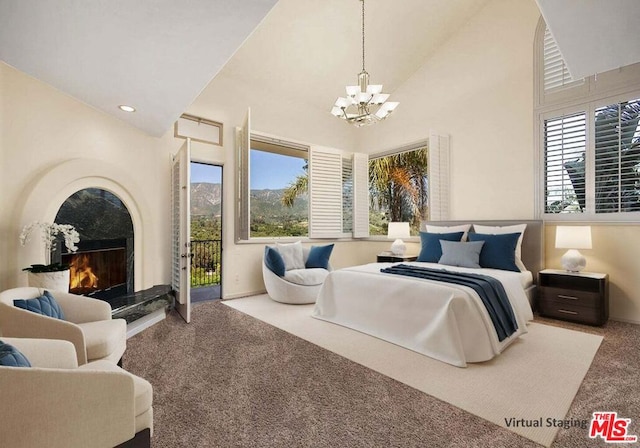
[380,264,518,341]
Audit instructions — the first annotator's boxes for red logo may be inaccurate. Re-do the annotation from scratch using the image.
[589,412,638,443]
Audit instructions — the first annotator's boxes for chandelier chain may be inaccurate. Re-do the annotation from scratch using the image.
[361,0,365,72]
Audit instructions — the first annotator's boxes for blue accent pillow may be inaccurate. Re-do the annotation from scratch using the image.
[306,244,334,269]
[467,232,521,272]
[0,340,31,367]
[264,246,286,277]
[417,231,465,262]
[13,290,66,320]
[438,240,485,269]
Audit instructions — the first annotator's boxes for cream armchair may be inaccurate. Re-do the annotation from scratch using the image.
[0,337,152,448]
[0,287,126,365]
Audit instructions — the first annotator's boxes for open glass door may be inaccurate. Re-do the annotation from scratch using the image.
[172,139,191,322]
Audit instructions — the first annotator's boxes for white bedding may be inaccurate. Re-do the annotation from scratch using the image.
[312,262,534,367]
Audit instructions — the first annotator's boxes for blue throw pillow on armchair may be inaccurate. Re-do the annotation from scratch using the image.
[264,246,286,277]
[306,244,334,269]
[417,231,465,262]
[0,340,31,367]
[13,290,66,320]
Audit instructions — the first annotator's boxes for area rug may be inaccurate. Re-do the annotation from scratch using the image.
[223,294,604,447]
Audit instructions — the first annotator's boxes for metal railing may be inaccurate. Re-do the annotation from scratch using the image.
[190,239,221,287]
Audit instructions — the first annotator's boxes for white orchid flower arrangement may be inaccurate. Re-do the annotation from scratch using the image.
[20,221,80,272]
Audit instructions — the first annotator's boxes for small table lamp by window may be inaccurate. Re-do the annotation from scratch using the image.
[388,222,410,255]
[555,226,592,272]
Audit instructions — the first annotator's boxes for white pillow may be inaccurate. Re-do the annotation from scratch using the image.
[276,241,305,271]
[425,224,472,241]
[473,224,527,271]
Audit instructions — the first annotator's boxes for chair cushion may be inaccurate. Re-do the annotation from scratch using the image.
[283,268,330,286]
[276,241,305,270]
[0,340,31,367]
[306,244,334,269]
[264,246,286,277]
[79,360,153,417]
[13,290,65,320]
[77,319,127,361]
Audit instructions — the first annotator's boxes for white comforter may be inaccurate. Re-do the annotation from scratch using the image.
[312,262,534,367]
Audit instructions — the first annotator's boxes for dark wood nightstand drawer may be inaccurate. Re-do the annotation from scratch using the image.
[537,300,605,326]
[539,286,601,308]
[537,269,609,326]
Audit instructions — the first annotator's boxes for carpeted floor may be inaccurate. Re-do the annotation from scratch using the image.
[123,301,640,448]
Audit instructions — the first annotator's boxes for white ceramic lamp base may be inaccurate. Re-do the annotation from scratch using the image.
[390,239,406,256]
[561,249,586,272]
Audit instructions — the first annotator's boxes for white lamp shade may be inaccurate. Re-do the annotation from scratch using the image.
[387,222,410,239]
[555,226,592,249]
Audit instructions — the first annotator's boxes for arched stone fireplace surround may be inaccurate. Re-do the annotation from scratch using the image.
[17,159,148,291]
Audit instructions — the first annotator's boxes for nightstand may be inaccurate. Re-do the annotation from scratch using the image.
[537,269,609,326]
[377,253,418,263]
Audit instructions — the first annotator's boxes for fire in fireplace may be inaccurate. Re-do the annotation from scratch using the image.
[61,239,131,299]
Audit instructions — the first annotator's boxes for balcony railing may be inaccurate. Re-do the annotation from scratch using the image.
[190,239,221,288]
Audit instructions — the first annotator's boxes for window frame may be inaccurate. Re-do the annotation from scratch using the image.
[534,17,640,222]
[236,123,368,242]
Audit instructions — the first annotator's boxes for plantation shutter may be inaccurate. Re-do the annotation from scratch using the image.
[309,146,343,238]
[543,27,580,91]
[594,98,640,213]
[428,132,450,220]
[543,112,586,213]
[352,152,369,238]
[236,108,250,240]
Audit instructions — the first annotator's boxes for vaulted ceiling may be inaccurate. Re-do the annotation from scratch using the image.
[2,0,639,137]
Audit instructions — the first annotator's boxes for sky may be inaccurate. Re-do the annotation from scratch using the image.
[249,151,306,189]
[190,152,306,189]
[191,162,222,184]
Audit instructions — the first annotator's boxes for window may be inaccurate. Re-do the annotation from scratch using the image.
[542,26,582,93]
[536,18,640,221]
[236,109,369,240]
[543,100,640,216]
[249,136,309,238]
[368,133,449,236]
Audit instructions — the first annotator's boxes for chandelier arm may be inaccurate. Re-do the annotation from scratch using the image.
[361,0,365,73]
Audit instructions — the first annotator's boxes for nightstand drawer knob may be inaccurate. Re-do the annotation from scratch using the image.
[557,294,579,301]
[558,309,579,315]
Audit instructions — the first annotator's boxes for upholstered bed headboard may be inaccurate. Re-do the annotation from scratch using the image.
[423,220,545,283]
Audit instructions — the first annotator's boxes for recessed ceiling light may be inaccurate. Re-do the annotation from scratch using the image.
[118,105,136,112]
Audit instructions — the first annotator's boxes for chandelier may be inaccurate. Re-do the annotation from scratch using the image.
[331,0,399,127]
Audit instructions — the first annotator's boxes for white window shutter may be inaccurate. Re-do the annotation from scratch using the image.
[352,152,369,238]
[309,146,343,238]
[428,132,450,220]
[236,108,250,241]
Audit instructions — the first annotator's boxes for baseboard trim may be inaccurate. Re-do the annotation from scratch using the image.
[610,316,640,325]
[222,289,266,300]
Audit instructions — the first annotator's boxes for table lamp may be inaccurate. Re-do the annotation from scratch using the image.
[555,226,592,272]
[388,222,410,255]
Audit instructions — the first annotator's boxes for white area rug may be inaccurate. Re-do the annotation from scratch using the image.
[223,295,603,447]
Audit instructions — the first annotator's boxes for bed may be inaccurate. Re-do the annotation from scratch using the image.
[312,220,544,367]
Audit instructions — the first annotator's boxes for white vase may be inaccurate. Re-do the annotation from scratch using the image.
[27,270,70,292]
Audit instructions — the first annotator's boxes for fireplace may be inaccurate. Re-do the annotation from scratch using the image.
[61,239,131,299]
[55,188,135,302]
